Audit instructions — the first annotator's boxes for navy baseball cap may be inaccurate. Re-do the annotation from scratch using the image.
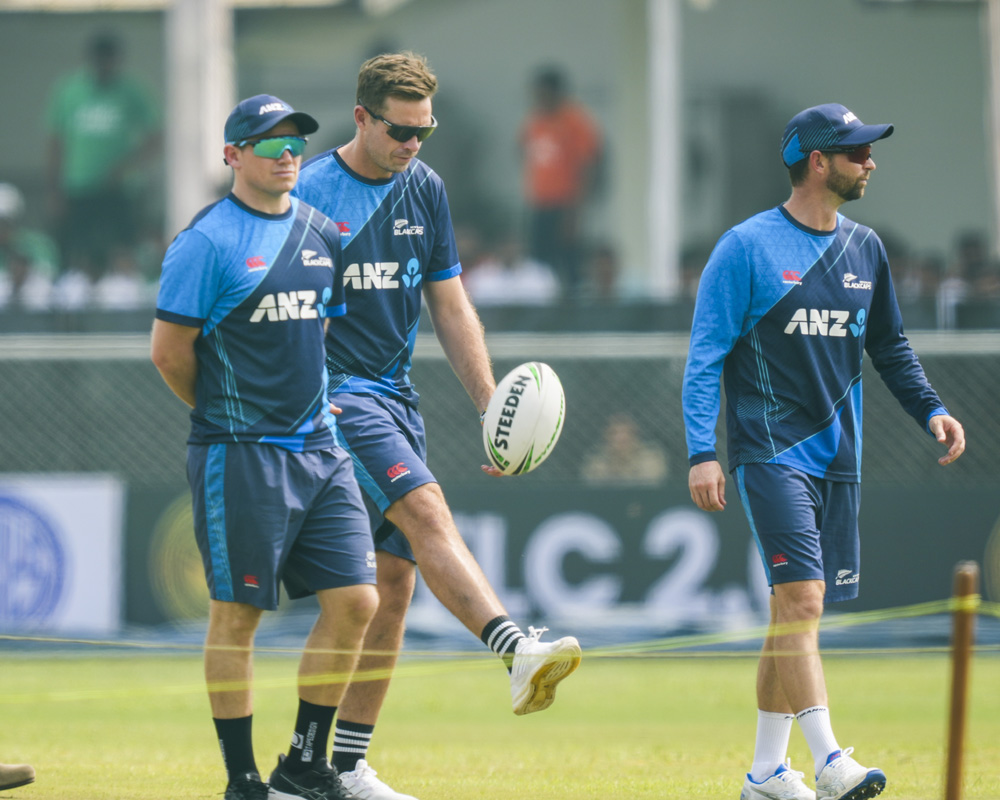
[780,103,893,167]
[224,94,319,143]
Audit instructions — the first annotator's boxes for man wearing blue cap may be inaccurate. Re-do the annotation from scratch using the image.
[152,94,379,800]
[682,103,966,800]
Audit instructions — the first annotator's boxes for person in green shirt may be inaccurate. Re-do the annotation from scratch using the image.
[45,31,159,283]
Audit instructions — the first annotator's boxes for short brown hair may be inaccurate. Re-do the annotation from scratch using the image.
[356,52,438,113]
[788,157,810,187]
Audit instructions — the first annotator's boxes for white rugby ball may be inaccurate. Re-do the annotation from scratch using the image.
[482,362,565,475]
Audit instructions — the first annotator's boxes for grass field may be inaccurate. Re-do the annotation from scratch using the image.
[0,650,997,799]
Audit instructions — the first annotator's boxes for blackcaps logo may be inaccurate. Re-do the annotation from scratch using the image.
[301,250,333,268]
[393,218,424,236]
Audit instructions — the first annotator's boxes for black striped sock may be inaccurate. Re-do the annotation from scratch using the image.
[332,719,374,774]
[481,615,525,672]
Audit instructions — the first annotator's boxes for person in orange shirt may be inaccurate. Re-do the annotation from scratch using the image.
[520,66,602,300]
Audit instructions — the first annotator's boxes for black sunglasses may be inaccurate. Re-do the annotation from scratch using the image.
[821,144,873,165]
[362,105,437,143]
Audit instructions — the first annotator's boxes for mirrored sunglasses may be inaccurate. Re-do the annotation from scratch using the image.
[362,105,437,143]
[236,135,308,159]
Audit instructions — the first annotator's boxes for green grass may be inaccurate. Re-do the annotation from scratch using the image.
[0,651,997,799]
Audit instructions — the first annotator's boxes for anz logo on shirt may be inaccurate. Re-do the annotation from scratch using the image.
[249,289,332,322]
[343,258,423,290]
[784,308,867,338]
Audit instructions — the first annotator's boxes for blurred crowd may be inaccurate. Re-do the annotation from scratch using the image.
[2,38,999,329]
[0,31,162,314]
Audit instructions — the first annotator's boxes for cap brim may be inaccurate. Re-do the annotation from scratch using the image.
[245,111,320,139]
[838,123,893,147]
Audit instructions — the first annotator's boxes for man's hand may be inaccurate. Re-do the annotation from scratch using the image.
[929,414,966,466]
[689,460,726,511]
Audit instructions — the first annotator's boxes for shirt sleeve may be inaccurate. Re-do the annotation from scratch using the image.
[864,242,948,432]
[323,227,347,319]
[682,230,753,464]
[427,178,461,280]
[154,230,220,328]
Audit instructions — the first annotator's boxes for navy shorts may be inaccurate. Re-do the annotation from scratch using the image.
[332,393,439,564]
[187,443,376,610]
[733,463,861,602]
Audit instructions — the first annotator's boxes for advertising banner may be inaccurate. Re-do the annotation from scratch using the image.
[0,474,124,634]
[124,483,997,641]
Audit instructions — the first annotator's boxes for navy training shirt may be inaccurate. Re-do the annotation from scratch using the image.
[293,148,461,408]
[682,205,947,482]
[155,193,346,450]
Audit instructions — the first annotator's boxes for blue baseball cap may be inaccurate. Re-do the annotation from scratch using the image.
[780,103,893,167]
[224,94,319,143]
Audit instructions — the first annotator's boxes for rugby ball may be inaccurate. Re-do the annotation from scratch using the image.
[482,362,565,475]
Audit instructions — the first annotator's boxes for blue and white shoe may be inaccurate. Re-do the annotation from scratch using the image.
[815,748,886,800]
[740,761,815,800]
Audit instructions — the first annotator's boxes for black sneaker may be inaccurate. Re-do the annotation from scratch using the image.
[268,754,351,800]
[224,771,269,800]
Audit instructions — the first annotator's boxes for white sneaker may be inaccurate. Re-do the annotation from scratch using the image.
[338,760,418,800]
[510,626,582,715]
[741,761,815,800]
[815,748,886,800]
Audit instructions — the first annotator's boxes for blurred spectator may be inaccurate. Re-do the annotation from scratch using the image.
[519,65,602,300]
[93,249,156,310]
[937,231,984,329]
[45,31,160,285]
[577,242,646,303]
[463,233,560,307]
[578,242,620,302]
[581,412,669,486]
[896,251,943,303]
[0,183,58,310]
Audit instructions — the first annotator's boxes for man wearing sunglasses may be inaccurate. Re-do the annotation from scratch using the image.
[152,94,380,800]
[683,103,966,800]
[293,53,581,800]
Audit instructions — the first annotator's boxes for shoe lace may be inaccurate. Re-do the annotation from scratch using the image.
[527,625,549,642]
[778,760,806,782]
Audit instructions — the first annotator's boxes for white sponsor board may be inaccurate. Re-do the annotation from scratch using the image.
[0,474,124,634]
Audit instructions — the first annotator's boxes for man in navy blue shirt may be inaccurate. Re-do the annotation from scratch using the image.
[152,95,378,800]
[294,52,581,800]
[683,103,965,800]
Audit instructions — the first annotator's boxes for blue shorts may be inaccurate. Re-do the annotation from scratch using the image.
[332,393,439,564]
[734,463,861,602]
[187,443,376,610]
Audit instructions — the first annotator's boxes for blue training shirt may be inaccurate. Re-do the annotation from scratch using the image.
[682,205,947,482]
[155,193,346,450]
[293,148,461,408]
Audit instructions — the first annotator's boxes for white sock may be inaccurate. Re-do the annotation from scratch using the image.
[749,710,795,782]
[796,705,841,778]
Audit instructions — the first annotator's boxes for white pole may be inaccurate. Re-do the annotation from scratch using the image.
[985,0,1000,259]
[647,0,682,299]
[164,0,234,239]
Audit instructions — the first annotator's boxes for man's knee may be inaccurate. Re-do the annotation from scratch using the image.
[208,600,263,644]
[319,584,379,629]
[773,579,826,620]
[387,482,454,536]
